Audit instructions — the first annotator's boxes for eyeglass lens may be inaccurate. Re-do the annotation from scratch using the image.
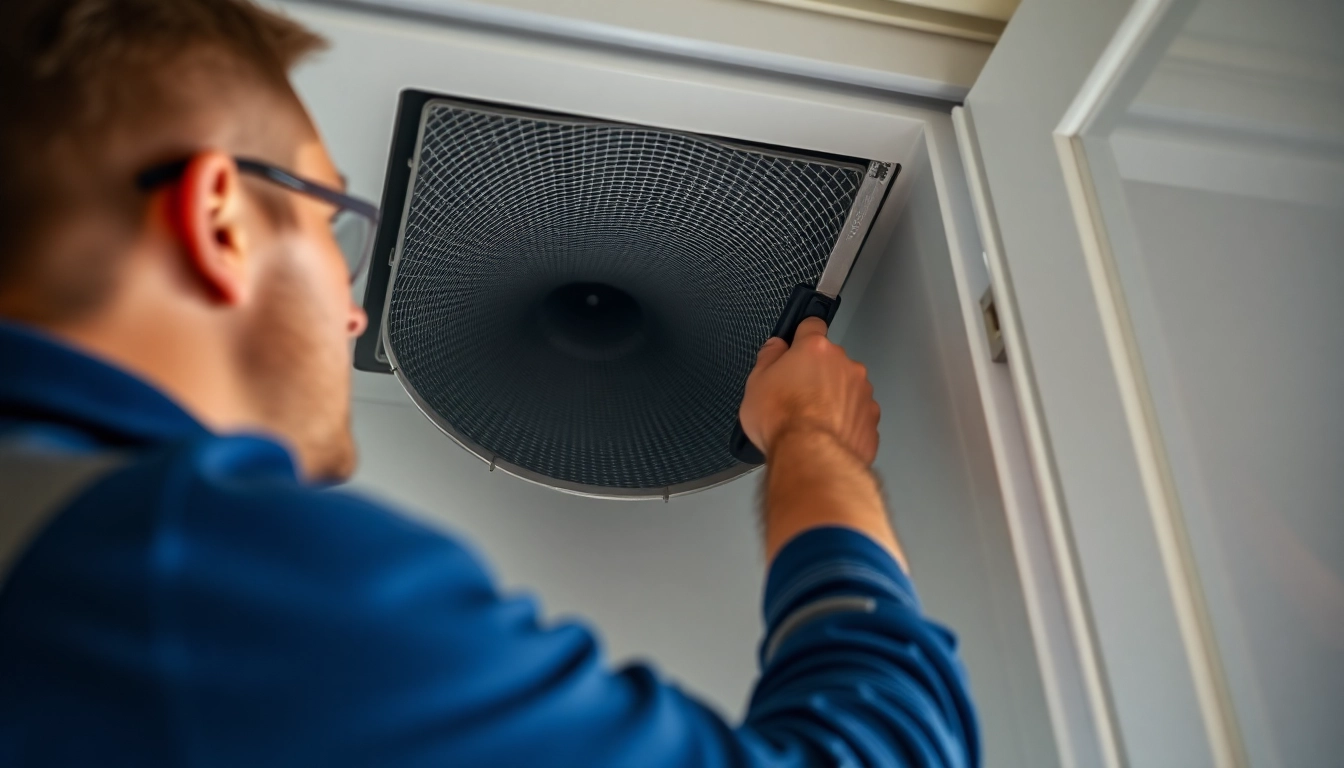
[332,209,375,279]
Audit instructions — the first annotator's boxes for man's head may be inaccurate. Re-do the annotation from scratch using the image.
[0,0,368,481]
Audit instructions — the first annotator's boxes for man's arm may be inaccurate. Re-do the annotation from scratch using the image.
[765,426,905,566]
[731,316,975,765]
[738,316,905,566]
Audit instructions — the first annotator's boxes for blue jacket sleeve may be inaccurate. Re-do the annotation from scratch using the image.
[747,529,980,767]
[161,445,979,767]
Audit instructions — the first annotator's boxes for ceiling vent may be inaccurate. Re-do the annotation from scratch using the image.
[356,92,896,498]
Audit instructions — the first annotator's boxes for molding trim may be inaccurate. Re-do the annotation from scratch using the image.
[291,0,972,101]
[746,0,1007,43]
[1053,0,1247,765]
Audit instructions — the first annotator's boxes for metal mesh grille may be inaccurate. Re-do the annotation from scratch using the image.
[386,100,864,492]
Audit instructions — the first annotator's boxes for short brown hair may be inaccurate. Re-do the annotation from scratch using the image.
[0,0,327,321]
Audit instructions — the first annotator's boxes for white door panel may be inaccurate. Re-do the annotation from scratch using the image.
[971,0,1344,764]
[1053,0,1344,765]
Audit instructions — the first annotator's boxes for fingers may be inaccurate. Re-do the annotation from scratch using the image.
[863,435,879,466]
[753,337,789,373]
[745,316,884,465]
[756,314,828,372]
[793,316,830,342]
[863,402,881,465]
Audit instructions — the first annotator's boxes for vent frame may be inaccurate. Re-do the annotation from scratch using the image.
[357,90,897,499]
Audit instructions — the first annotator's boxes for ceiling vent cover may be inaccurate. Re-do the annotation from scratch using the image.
[357,92,895,498]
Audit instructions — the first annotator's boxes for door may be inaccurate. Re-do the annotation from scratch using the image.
[957,0,1344,766]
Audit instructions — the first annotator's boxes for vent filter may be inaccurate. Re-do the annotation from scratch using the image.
[358,93,895,498]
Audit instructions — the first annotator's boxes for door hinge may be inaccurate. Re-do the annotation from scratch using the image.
[980,285,1007,364]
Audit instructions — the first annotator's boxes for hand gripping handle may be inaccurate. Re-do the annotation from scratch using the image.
[729,284,842,465]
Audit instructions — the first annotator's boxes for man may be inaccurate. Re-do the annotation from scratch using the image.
[0,0,978,765]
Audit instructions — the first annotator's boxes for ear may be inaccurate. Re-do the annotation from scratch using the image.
[173,151,252,306]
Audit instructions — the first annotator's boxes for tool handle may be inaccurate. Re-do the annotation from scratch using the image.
[730,284,842,465]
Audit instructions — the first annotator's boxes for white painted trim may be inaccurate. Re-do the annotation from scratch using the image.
[903,0,1018,23]
[952,106,1121,768]
[1052,0,1246,764]
[1053,0,1161,137]
[746,0,1005,44]
[293,0,972,101]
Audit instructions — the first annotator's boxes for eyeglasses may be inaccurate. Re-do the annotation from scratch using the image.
[136,157,381,284]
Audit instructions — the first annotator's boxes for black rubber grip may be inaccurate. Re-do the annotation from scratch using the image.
[730,284,842,465]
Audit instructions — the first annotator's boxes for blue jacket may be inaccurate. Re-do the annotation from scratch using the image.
[0,321,978,767]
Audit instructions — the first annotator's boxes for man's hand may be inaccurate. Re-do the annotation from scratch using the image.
[740,317,906,568]
[738,316,880,464]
